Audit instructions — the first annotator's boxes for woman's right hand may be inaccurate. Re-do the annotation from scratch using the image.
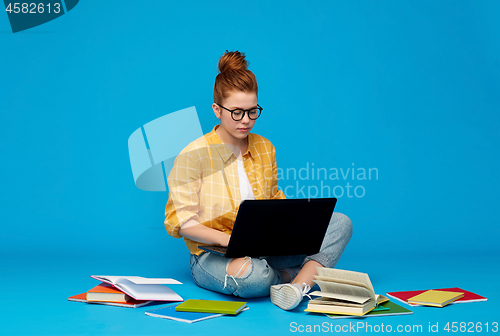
[219,232,231,247]
[179,222,231,247]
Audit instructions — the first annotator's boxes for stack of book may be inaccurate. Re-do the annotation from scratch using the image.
[305,268,413,319]
[68,275,183,308]
[387,287,487,308]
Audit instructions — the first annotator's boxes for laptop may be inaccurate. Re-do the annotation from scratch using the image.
[199,198,337,258]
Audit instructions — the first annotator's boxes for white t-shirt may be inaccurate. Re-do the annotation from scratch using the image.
[237,158,255,202]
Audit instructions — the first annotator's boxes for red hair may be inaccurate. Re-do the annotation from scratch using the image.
[213,50,258,104]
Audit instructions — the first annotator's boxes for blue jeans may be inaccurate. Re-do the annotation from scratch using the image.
[189,212,353,298]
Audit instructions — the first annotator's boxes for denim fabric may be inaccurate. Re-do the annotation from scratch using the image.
[189,212,353,298]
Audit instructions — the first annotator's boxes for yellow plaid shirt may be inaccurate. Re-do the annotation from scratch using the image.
[164,125,285,255]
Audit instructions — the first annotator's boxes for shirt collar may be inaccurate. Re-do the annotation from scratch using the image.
[205,125,255,163]
[245,134,256,159]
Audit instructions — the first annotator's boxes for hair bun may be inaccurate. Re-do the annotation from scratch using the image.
[218,50,249,73]
[213,50,258,103]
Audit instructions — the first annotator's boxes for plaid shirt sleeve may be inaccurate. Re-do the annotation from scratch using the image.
[164,143,202,238]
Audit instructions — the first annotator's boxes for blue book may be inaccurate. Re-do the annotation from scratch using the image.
[145,303,222,323]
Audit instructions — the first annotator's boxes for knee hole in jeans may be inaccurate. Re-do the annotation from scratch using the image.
[226,257,253,278]
[223,257,253,290]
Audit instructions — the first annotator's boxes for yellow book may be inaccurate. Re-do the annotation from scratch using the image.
[175,299,247,315]
[407,290,464,307]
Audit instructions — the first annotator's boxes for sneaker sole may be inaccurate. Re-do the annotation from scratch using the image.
[270,284,301,310]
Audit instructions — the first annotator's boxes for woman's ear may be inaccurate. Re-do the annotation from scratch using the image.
[212,103,221,119]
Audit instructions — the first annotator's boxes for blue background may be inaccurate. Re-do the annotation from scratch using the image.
[1,1,499,335]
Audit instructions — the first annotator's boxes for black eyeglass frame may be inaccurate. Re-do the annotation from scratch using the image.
[216,103,263,121]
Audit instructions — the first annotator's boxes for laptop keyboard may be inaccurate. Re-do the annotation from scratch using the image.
[203,246,227,253]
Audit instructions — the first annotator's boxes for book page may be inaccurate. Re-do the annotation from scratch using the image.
[314,275,371,291]
[376,294,389,304]
[114,279,183,301]
[310,298,364,308]
[91,275,182,285]
[122,277,182,285]
[316,268,374,293]
[313,280,372,301]
[310,290,369,304]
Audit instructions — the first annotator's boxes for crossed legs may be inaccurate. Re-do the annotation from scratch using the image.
[189,212,353,301]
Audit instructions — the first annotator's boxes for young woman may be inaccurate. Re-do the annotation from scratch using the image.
[164,50,352,310]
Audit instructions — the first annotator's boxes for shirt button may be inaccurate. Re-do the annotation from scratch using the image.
[253,188,257,191]
[248,173,251,176]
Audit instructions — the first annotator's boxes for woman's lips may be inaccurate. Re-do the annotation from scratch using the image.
[238,128,249,132]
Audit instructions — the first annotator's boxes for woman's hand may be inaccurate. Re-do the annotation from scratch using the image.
[179,221,231,246]
[219,232,231,247]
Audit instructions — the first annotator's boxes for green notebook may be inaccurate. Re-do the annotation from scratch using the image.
[325,301,412,319]
[175,299,247,315]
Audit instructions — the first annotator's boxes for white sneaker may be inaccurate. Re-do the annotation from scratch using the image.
[270,282,311,310]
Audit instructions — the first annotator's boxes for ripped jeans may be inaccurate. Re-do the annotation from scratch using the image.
[189,212,353,298]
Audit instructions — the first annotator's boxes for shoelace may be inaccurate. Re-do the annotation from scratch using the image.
[300,282,312,300]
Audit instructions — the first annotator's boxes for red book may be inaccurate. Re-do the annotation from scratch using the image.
[386,287,487,306]
[68,292,151,308]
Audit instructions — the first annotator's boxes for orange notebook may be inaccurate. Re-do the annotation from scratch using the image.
[86,282,131,303]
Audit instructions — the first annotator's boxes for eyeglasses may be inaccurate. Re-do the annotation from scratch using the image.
[216,103,263,121]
